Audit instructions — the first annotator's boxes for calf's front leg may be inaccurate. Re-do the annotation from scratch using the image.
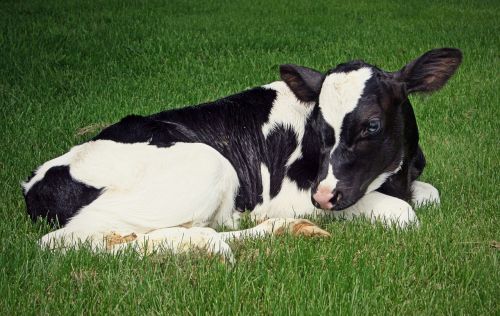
[219,218,330,241]
[411,180,440,206]
[334,191,419,228]
[109,227,235,264]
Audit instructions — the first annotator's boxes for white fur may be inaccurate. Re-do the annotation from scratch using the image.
[319,68,373,137]
[317,68,373,190]
[262,81,314,167]
[252,164,318,221]
[39,140,239,248]
[333,190,419,228]
[259,163,271,205]
[320,164,337,191]
[252,175,318,220]
[411,181,440,206]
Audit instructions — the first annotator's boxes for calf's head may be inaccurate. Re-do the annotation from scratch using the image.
[280,48,462,210]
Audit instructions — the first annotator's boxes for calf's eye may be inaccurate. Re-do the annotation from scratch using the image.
[366,119,381,134]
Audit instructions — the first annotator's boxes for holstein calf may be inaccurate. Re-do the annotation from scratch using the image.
[23,48,461,261]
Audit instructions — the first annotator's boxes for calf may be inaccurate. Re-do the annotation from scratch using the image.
[23,48,461,260]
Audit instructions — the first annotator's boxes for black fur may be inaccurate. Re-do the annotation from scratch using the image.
[396,48,462,93]
[263,126,298,198]
[94,115,197,147]
[280,65,324,102]
[377,99,420,202]
[410,146,426,181]
[24,166,102,225]
[326,60,367,74]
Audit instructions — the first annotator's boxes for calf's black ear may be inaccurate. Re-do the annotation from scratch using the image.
[280,64,324,102]
[395,48,462,93]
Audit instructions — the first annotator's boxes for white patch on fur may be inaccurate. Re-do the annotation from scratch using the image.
[22,145,84,192]
[333,191,419,228]
[262,81,314,167]
[252,176,318,221]
[317,68,373,190]
[366,158,404,193]
[53,140,239,236]
[211,168,241,230]
[411,181,440,206]
[260,163,271,205]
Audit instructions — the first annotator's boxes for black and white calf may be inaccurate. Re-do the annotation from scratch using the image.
[23,48,461,260]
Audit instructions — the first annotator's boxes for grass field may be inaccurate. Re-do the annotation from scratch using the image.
[1,0,499,314]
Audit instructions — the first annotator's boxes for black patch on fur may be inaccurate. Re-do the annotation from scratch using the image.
[263,126,298,198]
[24,166,102,226]
[288,106,333,191]
[94,115,197,147]
[326,60,368,75]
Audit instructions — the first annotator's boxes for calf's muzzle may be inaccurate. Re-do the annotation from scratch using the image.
[312,185,344,210]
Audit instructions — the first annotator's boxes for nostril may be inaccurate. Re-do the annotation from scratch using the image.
[330,190,343,205]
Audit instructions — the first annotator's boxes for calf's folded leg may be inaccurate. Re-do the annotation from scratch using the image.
[333,191,419,228]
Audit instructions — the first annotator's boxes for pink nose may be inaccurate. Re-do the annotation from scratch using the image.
[313,185,334,209]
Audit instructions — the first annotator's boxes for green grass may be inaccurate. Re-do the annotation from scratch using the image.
[1,0,499,314]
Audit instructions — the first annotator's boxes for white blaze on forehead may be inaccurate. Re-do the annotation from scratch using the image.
[317,67,373,190]
[320,67,373,145]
